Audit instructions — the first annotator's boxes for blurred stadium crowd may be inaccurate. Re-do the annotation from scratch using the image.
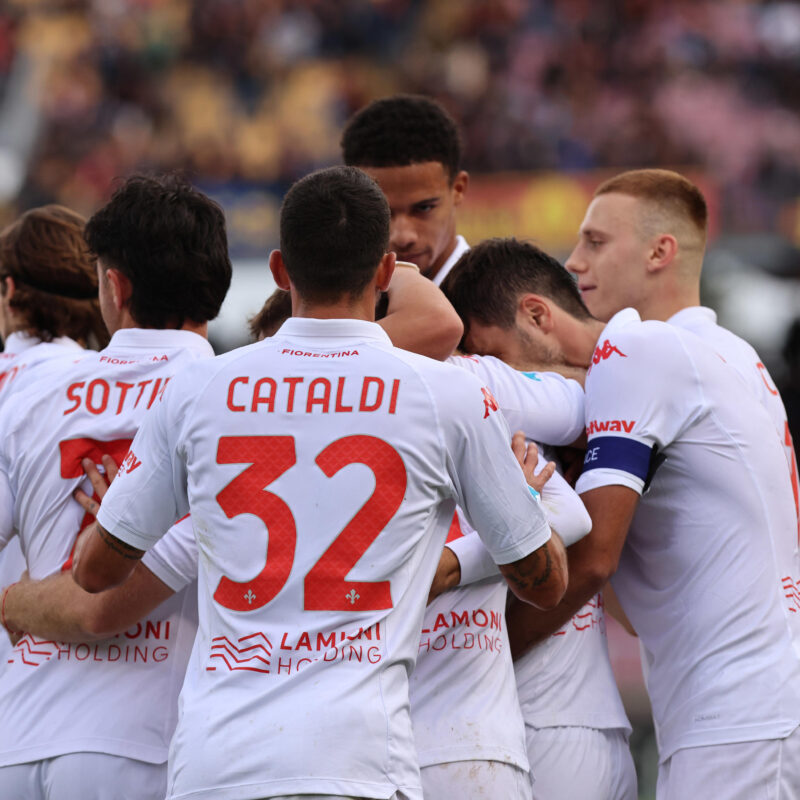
[1,0,800,234]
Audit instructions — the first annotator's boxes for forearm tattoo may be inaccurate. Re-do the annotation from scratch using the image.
[504,547,553,593]
[98,526,142,560]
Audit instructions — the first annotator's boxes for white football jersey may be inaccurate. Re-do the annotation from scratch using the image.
[0,333,86,673]
[668,306,800,542]
[576,308,800,761]
[97,318,552,800]
[0,328,212,766]
[411,357,585,769]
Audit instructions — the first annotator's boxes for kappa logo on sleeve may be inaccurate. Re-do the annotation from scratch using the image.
[481,386,499,418]
[118,448,142,476]
[588,339,627,373]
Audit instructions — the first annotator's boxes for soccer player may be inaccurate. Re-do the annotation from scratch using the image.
[445,236,800,799]
[0,204,106,673]
[341,94,469,286]
[565,168,798,533]
[0,175,232,800]
[342,94,592,797]
[441,239,637,800]
[71,165,568,800]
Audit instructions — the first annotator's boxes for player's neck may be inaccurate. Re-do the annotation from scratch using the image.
[636,285,701,322]
[424,235,458,282]
[291,291,377,323]
[566,317,606,368]
[110,314,209,339]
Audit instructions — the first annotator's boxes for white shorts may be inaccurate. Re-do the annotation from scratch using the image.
[420,760,532,800]
[657,726,800,800]
[526,726,636,800]
[0,753,166,800]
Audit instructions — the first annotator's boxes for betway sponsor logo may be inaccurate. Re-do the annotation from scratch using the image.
[587,419,635,435]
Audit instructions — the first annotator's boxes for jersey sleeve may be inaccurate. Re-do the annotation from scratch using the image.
[141,515,198,592]
[448,355,584,445]
[97,374,190,551]
[435,367,552,565]
[539,464,591,546]
[576,325,703,496]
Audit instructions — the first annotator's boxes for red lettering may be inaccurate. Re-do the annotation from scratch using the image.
[359,377,384,412]
[284,377,303,412]
[295,632,311,651]
[115,381,134,414]
[63,382,86,415]
[227,377,248,412]
[306,378,331,413]
[147,378,163,408]
[334,377,353,412]
[388,379,400,414]
[251,378,276,412]
[481,387,499,418]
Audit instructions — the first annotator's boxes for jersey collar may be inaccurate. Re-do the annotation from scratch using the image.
[3,332,39,355]
[275,317,392,345]
[432,235,470,287]
[106,328,213,355]
[667,306,717,328]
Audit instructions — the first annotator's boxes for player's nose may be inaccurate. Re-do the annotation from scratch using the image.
[390,215,418,252]
[565,245,585,276]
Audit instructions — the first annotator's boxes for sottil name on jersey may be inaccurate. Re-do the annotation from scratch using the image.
[63,376,171,416]
[226,375,401,415]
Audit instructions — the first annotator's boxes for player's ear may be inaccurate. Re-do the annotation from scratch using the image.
[375,252,396,293]
[519,293,553,332]
[647,234,678,274]
[269,250,291,291]
[106,268,131,311]
[451,171,469,207]
[1,275,15,301]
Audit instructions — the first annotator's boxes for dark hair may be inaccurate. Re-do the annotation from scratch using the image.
[84,174,232,329]
[0,205,108,346]
[595,169,708,234]
[279,166,389,303]
[249,289,292,340]
[440,238,591,338]
[341,95,461,181]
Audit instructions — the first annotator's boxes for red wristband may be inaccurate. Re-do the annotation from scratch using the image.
[1,582,21,635]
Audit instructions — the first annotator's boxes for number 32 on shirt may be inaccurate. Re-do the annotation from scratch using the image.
[214,434,407,613]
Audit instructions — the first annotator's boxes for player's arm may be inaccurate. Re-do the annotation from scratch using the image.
[506,484,639,658]
[378,263,463,360]
[604,581,637,636]
[2,563,173,642]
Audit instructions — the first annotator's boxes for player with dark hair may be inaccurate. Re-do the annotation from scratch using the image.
[71,165,569,800]
[341,94,469,284]
[0,174,231,800]
[445,233,800,799]
[441,238,637,799]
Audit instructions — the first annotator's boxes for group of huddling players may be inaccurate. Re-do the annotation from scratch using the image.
[0,95,798,800]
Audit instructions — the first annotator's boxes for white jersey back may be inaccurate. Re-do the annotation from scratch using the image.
[0,333,86,675]
[669,306,800,541]
[0,328,212,766]
[410,356,585,769]
[97,318,551,800]
[576,309,800,761]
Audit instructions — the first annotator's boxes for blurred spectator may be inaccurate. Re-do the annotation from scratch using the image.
[0,0,799,235]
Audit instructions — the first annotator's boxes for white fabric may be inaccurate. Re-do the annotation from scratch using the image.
[0,752,167,800]
[656,724,800,800]
[576,308,800,761]
[526,726,636,800]
[668,306,800,539]
[0,334,86,673]
[420,760,532,800]
[97,317,552,800]
[448,355,585,446]
[0,328,211,767]
[431,235,469,287]
[410,363,586,770]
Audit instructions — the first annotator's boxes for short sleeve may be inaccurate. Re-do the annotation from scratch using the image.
[141,515,199,592]
[434,367,552,565]
[576,324,703,496]
[97,377,189,551]
[448,355,584,445]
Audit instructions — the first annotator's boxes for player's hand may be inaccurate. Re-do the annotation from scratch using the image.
[73,454,118,518]
[427,546,461,604]
[511,432,555,495]
[3,571,29,645]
